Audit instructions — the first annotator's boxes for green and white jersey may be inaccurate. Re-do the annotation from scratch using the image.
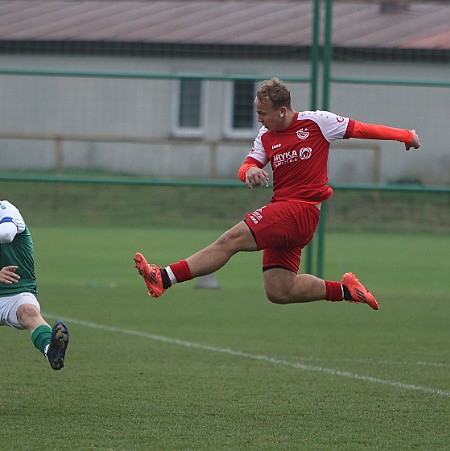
[0,200,37,296]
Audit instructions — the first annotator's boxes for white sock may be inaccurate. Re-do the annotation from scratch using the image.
[165,266,177,286]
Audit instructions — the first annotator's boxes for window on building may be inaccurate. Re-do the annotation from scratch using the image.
[178,78,202,128]
[223,80,257,139]
[231,80,255,130]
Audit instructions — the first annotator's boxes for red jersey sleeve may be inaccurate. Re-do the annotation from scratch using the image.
[345,119,413,144]
[237,157,264,183]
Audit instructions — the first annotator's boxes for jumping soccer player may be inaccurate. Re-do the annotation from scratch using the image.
[135,77,421,310]
[0,200,69,370]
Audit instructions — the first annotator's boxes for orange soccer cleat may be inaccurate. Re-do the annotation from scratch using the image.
[134,252,166,298]
[341,272,379,310]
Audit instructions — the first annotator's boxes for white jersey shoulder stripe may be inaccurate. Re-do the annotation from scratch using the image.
[248,126,270,166]
[296,110,350,143]
[0,200,26,234]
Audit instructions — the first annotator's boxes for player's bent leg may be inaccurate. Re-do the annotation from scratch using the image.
[135,221,258,298]
[186,221,257,277]
[263,268,326,304]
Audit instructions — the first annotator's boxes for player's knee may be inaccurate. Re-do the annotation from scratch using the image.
[215,224,253,253]
[265,287,291,305]
[215,232,234,247]
[17,303,40,323]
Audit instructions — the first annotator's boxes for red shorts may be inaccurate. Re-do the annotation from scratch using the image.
[245,200,320,273]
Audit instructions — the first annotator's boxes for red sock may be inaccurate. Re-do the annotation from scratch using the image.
[325,280,344,301]
[169,260,193,283]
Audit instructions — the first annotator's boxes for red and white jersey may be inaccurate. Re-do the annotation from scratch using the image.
[247,110,352,203]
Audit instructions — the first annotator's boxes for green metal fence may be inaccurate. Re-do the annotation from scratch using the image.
[0,0,448,277]
[0,176,448,279]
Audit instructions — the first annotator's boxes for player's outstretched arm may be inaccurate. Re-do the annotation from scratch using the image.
[348,121,421,151]
[0,265,20,284]
[405,129,420,151]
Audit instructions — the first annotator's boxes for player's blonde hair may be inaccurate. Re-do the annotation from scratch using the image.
[256,77,292,110]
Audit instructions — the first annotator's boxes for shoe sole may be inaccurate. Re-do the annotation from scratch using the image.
[134,253,163,297]
[49,321,69,370]
[134,252,152,293]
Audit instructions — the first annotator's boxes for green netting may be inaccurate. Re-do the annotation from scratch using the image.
[326,187,450,235]
[1,179,448,236]
[0,179,271,230]
[0,0,449,223]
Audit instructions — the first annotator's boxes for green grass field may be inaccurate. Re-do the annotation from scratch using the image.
[0,225,449,450]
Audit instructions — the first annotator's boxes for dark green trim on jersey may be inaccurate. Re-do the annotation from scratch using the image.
[0,226,38,296]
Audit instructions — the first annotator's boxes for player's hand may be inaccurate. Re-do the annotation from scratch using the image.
[245,167,270,189]
[0,265,20,284]
[405,129,420,151]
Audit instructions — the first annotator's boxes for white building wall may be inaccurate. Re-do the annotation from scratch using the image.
[0,54,448,185]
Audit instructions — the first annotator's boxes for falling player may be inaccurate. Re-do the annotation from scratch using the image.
[0,200,69,370]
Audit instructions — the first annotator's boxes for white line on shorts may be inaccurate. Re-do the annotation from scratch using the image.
[45,313,450,398]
